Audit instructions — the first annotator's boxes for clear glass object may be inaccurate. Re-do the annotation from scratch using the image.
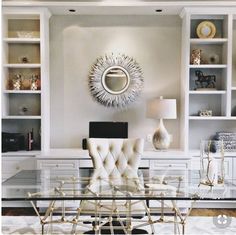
[199,140,225,186]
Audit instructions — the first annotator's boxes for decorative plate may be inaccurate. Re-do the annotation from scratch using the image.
[196,21,216,39]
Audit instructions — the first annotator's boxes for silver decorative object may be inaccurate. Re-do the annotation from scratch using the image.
[199,110,212,117]
[31,74,38,90]
[89,54,143,108]
[13,74,22,90]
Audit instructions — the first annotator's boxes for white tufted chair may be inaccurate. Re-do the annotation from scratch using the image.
[88,138,143,190]
[83,138,145,214]
[72,138,155,234]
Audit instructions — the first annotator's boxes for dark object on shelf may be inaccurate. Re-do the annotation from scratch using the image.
[82,122,128,150]
[2,132,25,152]
[195,70,216,90]
[27,128,34,151]
[82,138,87,150]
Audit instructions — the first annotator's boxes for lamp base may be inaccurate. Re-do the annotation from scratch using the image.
[153,119,171,150]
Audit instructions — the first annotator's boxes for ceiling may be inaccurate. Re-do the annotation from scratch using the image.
[2,1,236,15]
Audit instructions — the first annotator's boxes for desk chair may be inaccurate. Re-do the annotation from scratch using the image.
[72,138,154,234]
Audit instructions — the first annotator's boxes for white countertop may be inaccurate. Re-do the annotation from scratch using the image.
[34,148,191,160]
[2,148,235,159]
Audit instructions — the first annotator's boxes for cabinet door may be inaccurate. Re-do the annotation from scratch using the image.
[36,159,80,209]
[191,157,233,180]
[2,156,35,181]
[149,160,189,209]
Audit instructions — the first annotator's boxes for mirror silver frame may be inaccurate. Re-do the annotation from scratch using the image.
[89,54,143,108]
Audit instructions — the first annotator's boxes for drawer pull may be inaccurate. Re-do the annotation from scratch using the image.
[56,164,59,167]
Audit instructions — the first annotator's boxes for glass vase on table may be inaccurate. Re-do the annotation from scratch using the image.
[199,140,224,187]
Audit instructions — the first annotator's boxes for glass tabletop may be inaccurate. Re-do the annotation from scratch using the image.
[2,169,236,201]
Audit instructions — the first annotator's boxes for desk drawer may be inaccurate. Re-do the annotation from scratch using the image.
[150,160,188,170]
[2,157,35,176]
[37,160,78,170]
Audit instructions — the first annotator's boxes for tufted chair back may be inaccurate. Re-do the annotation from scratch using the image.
[87,138,144,190]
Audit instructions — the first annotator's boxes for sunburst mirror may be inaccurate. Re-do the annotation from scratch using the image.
[89,54,144,108]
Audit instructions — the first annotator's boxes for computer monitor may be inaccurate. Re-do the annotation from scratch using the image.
[89,121,128,138]
[82,122,128,149]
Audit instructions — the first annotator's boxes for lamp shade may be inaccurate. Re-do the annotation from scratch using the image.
[147,96,177,119]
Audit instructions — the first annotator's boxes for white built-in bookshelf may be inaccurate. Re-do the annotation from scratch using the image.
[181,9,236,151]
[1,7,51,152]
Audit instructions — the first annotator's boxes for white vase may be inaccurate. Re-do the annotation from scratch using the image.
[153,119,171,150]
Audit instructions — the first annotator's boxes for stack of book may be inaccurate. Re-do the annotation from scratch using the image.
[214,132,236,152]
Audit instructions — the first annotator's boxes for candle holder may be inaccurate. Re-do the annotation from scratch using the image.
[199,140,224,187]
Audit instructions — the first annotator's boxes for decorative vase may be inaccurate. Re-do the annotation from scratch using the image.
[152,119,171,150]
[199,140,225,187]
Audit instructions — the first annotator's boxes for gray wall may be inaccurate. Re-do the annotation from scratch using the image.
[49,15,182,148]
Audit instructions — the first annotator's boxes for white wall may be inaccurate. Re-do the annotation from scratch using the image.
[49,15,182,148]
[233,20,236,86]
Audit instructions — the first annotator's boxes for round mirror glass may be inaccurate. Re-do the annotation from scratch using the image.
[102,66,130,94]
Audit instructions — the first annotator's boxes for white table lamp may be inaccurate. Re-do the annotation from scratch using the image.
[147,96,177,150]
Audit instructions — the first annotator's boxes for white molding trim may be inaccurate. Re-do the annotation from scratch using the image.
[3,1,236,7]
[180,6,236,18]
[3,1,236,16]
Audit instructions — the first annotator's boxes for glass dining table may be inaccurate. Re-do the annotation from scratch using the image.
[2,169,236,235]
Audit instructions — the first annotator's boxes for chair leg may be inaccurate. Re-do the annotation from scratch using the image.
[141,200,155,234]
[41,224,44,235]
[71,207,82,234]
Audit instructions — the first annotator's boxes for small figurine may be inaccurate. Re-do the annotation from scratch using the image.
[13,74,22,90]
[30,74,38,90]
[190,49,201,65]
[195,70,216,90]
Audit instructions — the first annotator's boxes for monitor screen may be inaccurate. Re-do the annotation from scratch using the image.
[89,122,128,138]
